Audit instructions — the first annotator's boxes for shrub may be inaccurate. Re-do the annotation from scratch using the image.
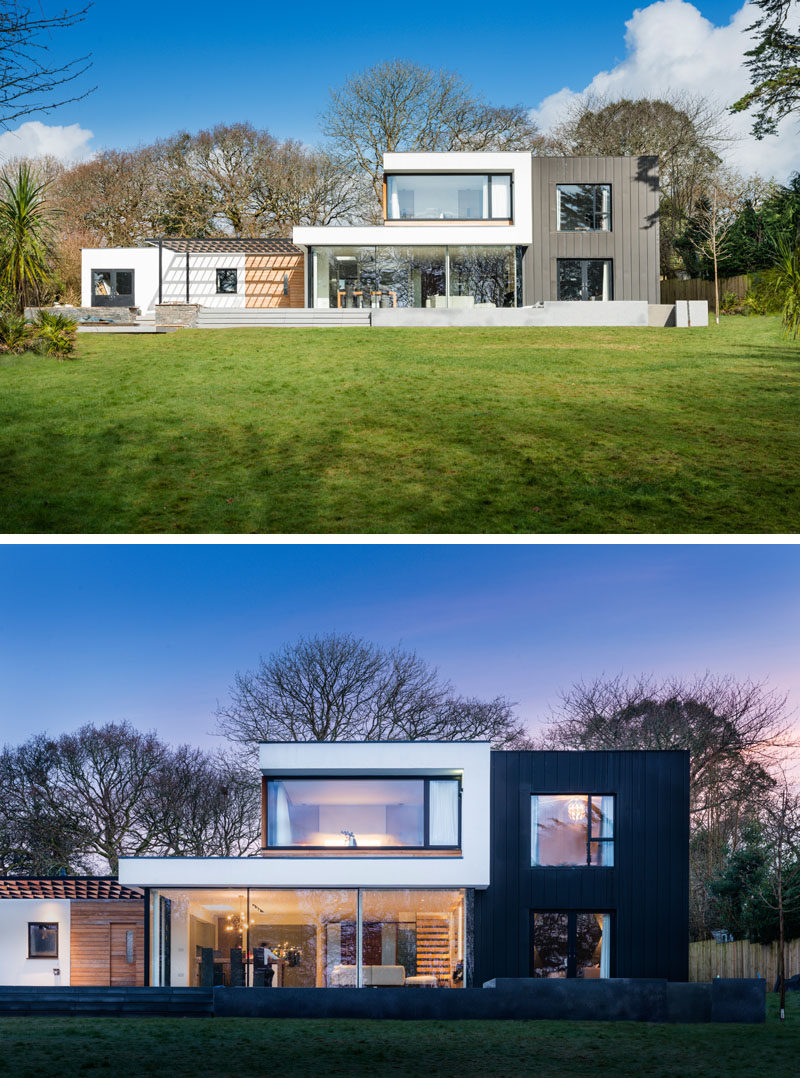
[33,309,77,359]
[720,290,742,315]
[743,273,784,317]
[0,311,31,353]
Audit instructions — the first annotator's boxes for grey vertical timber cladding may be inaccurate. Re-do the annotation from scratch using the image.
[525,156,659,303]
[474,750,689,986]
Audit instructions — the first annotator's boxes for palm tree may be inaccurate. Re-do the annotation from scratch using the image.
[0,164,57,312]
[771,236,800,340]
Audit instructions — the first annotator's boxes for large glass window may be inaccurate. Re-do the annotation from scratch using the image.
[557,259,613,301]
[448,246,516,308]
[531,794,614,866]
[557,184,611,231]
[148,887,464,988]
[531,912,610,978]
[386,174,512,221]
[312,246,520,309]
[266,777,459,849]
[361,890,465,987]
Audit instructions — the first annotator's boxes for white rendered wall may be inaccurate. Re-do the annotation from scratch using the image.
[160,253,246,309]
[81,249,248,312]
[295,151,533,249]
[0,900,71,986]
[120,741,491,890]
[81,248,160,312]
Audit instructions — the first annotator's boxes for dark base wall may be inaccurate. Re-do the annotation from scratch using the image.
[0,981,765,1023]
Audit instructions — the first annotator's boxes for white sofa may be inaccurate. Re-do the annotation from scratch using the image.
[330,964,406,987]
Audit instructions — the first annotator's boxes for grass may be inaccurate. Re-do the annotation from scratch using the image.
[0,994,796,1077]
[0,317,798,533]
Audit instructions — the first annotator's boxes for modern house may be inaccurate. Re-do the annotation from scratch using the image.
[0,877,144,986]
[116,742,689,988]
[78,152,690,326]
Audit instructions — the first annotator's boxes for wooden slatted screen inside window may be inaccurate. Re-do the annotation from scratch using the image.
[415,915,451,984]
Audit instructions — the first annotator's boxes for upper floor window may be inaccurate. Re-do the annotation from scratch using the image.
[531,794,614,867]
[386,174,512,221]
[557,184,611,232]
[266,777,460,849]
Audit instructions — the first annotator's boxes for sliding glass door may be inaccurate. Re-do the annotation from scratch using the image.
[530,911,611,978]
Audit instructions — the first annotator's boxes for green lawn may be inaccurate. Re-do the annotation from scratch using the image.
[0,995,796,1078]
[1,317,798,533]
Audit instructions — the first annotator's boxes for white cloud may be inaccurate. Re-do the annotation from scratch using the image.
[532,0,800,181]
[0,121,94,164]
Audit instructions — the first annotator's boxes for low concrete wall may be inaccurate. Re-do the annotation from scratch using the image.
[371,301,650,328]
[155,303,201,328]
[648,304,677,328]
[24,306,139,324]
[674,300,709,327]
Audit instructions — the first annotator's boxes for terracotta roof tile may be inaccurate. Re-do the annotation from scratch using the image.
[0,878,142,901]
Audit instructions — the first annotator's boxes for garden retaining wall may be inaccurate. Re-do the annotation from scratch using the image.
[24,306,140,324]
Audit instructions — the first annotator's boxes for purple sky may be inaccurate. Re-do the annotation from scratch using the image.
[0,543,798,753]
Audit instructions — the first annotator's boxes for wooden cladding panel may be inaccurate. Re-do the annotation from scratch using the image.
[245,254,304,308]
[70,900,144,986]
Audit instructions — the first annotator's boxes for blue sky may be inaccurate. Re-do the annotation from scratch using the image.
[1,543,798,750]
[5,0,795,179]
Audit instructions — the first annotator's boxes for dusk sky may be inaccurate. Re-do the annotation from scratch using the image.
[1,543,798,751]
[1,0,798,179]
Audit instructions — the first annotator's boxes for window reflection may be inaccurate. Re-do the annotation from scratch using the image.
[557,259,613,301]
[311,246,519,309]
[557,184,611,232]
[531,794,614,866]
[531,911,610,978]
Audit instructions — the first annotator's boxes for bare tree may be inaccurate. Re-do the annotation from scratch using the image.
[687,171,751,323]
[538,673,796,937]
[320,60,542,215]
[0,1,94,128]
[759,781,800,1020]
[216,632,523,756]
[0,722,261,874]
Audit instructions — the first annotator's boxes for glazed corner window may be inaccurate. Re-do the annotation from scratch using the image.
[28,922,58,958]
[557,184,611,232]
[216,268,238,294]
[266,777,460,849]
[531,795,614,867]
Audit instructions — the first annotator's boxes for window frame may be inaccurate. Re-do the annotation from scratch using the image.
[556,183,612,232]
[531,793,615,868]
[556,258,614,302]
[264,774,462,851]
[216,267,238,294]
[28,921,59,958]
[384,173,514,222]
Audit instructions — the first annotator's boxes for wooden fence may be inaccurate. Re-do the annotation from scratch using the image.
[660,275,750,305]
[689,938,800,986]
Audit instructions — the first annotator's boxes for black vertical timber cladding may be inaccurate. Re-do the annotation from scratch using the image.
[474,751,689,985]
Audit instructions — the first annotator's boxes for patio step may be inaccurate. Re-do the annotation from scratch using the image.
[195,308,371,328]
